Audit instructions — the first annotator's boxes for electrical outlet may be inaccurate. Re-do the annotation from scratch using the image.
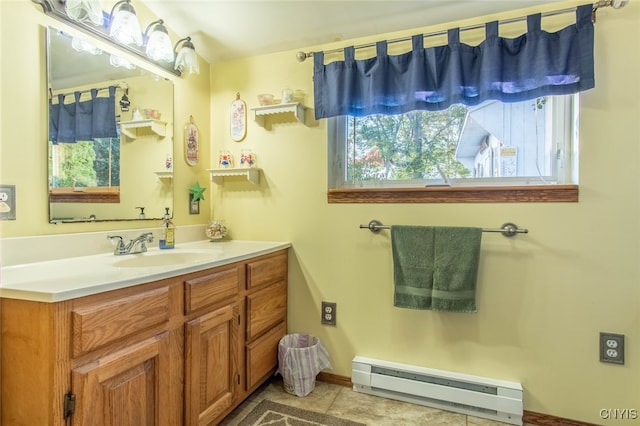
[600,332,624,364]
[321,301,337,326]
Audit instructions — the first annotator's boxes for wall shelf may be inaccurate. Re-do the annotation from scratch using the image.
[153,171,173,182]
[120,119,167,139]
[208,168,261,185]
[251,103,306,127]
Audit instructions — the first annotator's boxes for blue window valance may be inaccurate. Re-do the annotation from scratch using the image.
[49,85,118,143]
[313,4,594,119]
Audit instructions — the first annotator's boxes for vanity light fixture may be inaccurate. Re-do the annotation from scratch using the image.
[174,37,200,75]
[64,0,103,26]
[33,0,190,77]
[144,20,174,63]
[109,0,142,47]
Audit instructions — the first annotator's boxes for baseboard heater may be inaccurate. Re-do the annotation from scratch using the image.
[351,356,523,425]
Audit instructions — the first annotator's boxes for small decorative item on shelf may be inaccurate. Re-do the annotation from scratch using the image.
[240,149,256,168]
[257,93,275,106]
[281,88,293,104]
[206,220,228,241]
[143,108,161,119]
[132,107,143,121]
[293,89,305,104]
[219,150,233,168]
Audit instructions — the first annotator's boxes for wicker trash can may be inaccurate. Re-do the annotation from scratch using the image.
[277,334,332,397]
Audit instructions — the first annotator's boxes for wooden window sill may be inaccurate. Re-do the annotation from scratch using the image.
[327,185,578,203]
[49,187,120,203]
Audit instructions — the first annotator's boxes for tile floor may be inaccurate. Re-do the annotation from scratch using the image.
[220,376,532,426]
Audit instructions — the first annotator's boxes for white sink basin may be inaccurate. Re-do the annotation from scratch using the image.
[113,250,219,268]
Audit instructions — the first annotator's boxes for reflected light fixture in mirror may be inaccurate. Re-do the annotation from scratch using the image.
[110,54,136,69]
[144,20,174,63]
[174,37,200,75]
[71,37,102,55]
[109,0,142,47]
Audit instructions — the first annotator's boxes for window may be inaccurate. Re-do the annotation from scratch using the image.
[328,95,579,203]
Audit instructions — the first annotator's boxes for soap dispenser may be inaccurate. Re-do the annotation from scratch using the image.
[159,208,175,249]
[136,206,145,219]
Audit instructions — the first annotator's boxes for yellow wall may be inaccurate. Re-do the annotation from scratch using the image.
[1,0,638,423]
[209,2,639,423]
[0,0,211,236]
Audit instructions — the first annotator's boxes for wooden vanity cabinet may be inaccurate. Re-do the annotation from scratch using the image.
[244,251,288,393]
[183,265,243,426]
[0,249,288,426]
[69,283,183,426]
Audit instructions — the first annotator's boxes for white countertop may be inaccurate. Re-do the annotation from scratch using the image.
[0,240,291,302]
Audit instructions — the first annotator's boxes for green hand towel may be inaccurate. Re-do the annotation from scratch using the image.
[391,226,435,310]
[392,226,482,313]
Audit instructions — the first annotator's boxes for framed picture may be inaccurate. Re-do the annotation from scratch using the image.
[230,92,246,142]
[185,116,199,166]
[0,185,16,220]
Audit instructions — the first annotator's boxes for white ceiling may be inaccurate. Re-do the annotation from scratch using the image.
[142,0,566,65]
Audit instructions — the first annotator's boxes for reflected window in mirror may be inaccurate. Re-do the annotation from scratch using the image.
[48,83,121,203]
[49,137,121,203]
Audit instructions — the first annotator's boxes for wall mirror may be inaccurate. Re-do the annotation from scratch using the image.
[47,26,174,223]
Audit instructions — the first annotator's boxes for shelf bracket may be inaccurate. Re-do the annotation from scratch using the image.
[120,119,167,139]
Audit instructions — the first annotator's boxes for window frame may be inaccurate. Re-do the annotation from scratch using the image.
[327,96,579,204]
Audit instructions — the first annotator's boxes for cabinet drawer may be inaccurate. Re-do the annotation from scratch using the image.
[246,321,286,391]
[246,280,287,341]
[185,266,240,314]
[72,287,170,357]
[246,252,287,290]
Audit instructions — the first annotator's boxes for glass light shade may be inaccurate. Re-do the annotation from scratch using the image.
[65,0,103,26]
[175,44,200,75]
[109,3,142,47]
[145,25,174,63]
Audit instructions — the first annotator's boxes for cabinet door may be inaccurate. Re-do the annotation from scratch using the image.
[71,332,172,426]
[185,303,240,426]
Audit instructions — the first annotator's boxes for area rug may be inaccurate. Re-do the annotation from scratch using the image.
[238,400,366,426]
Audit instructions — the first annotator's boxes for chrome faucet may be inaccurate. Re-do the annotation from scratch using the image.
[107,232,154,255]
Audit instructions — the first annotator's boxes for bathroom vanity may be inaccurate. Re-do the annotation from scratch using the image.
[0,240,289,426]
